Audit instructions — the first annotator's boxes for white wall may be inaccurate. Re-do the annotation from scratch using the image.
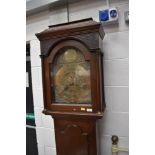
[27,0,129,155]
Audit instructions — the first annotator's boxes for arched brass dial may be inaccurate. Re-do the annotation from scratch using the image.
[52,48,92,104]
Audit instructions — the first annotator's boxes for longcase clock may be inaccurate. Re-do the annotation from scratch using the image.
[36,18,106,155]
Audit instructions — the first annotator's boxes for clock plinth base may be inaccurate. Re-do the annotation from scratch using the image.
[53,114,99,155]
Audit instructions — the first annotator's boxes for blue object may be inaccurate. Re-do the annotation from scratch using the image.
[110,9,117,18]
[99,10,109,21]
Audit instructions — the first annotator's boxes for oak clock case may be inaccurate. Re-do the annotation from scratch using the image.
[36,18,106,155]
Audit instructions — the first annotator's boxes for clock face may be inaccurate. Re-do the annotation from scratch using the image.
[51,48,92,104]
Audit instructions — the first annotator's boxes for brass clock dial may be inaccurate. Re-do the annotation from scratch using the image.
[52,48,92,104]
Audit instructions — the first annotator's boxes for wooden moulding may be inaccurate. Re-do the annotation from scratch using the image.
[43,109,103,120]
[36,18,105,41]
